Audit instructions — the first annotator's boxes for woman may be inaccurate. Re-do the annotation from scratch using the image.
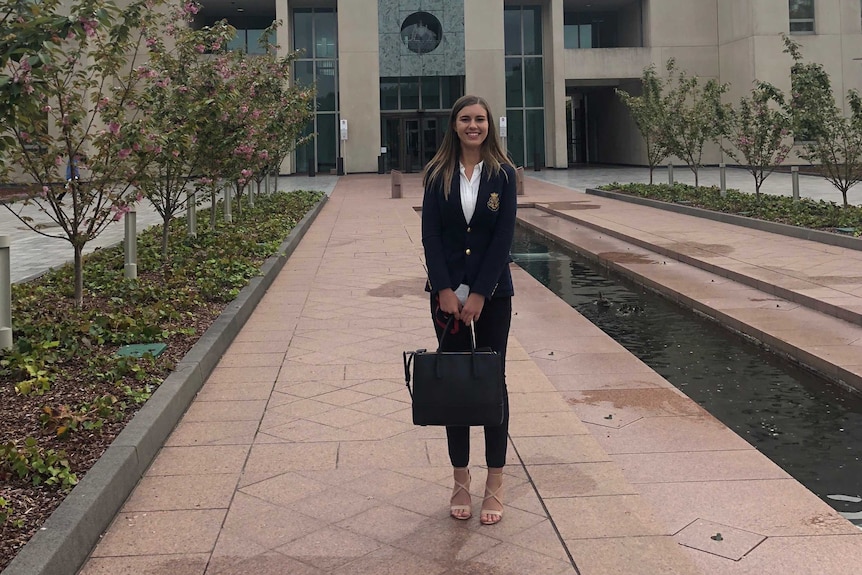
[421,95,517,525]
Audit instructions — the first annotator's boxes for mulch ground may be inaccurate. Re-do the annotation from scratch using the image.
[0,288,224,570]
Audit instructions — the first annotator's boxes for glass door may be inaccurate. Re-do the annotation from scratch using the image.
[381,114,445,173]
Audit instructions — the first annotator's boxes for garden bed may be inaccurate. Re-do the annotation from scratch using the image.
[0,190,324,572]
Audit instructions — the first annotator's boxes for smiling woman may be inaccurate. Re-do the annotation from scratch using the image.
[420,94,517,526]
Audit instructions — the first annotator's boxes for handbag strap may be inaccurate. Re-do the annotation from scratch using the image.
[437,315,477,352]
[403,350,414,399]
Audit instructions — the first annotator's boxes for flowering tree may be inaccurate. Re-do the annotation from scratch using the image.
[247,26,314,194]
[0,0,70,160]
[784,35,862,208]
[133,1,235,257]
[0,0,164,308]
[661,59,729,187]
[722,82,792,196]
[616,64,669,184]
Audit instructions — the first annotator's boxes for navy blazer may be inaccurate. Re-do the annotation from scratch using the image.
[422,163,517,299]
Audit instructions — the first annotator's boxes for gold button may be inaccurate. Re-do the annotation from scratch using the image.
[467,227,471,232]
[466,248,471,255]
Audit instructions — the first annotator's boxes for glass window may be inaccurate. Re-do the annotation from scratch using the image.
[293,10,313,56]
[526,109,545,167]
[789,0,815,33]
[228,29,245,52]
[524,58,543,107]
[401,77,420,110]
[504,8,521,55]
[421,77,440,110]
[380,78,399,110]
[247,29,265,54]
[316,114,337,172]
[579,25,592,49]
[295,120,314,172]
[505,58,523,108]
[315,61,337,111]
[294,60,314,87]
[522,6,542,55]
[315,10,337,57]
[564,24,579,49]
[441,76,464,108]
[506,109,524,167]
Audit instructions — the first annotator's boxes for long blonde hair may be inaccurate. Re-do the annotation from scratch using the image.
[423,95,513,197]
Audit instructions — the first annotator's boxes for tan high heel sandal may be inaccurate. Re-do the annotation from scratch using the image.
[450,467,472,520]
[480,468,504,525]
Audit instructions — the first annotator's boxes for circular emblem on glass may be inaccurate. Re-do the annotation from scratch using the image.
[400,12,442,54]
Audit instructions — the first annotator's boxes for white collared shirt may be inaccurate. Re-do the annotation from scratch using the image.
[459,160,483,225]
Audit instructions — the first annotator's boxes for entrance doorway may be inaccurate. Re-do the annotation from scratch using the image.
[382,114,446,173]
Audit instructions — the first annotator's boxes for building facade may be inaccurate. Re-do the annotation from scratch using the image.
[197,0,862,174]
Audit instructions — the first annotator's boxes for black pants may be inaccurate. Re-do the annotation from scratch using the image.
[431,294,512,468]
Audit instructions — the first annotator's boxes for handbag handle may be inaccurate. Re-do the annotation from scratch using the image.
[436,315,482,380]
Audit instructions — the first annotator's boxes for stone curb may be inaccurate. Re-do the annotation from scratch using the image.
[585,187,862,252]
[543,192,862,328]
[1,195,328,575]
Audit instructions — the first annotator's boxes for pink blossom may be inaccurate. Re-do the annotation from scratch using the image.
[241,169,252,178]
[20,132,30,142]
[195,44,205,54]
[240,105,249,114]
[42,105,52,113]
[109,122,120,135]
[146,37,157,47]
[172,149,180,157]
[211,42,221,50]
[184,2,200,15]
[118,148,132,159]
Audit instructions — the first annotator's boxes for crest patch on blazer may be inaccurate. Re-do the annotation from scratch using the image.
[487,192,500,212]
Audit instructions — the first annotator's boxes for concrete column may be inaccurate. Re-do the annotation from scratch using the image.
[0,235,12,350]
[465,0,506,122]
[338,1,381,173]
[668,162,674,185]
[720,163,726,197]
[278,0,295,175]
[124,206,137,280]
[546,0,568,168]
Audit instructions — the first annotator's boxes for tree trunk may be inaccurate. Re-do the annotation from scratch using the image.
[210,191,217,230]
[73,243,84,309]
[649,166,654,185]
[161,218,170,261]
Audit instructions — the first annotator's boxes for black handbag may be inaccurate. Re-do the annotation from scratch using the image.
[403,317,504,427]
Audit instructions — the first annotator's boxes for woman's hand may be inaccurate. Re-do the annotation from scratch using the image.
[437,288,462,320]
[460,292,485,325]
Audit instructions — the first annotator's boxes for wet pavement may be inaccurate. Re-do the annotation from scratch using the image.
[12,168,862,574]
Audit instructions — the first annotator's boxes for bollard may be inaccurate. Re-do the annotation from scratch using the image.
[0,235,12,350]
[337,157,345,176]
[533,153,541,172]
[224,185,232,223]
[378,155,385,174]
[210,190,217,230]
[391,170,402,199]
[265,173,270,195]
[187,190,197,238]
[720,163,727,197]
[792,166,800,201]
[667,162,674,185]
[516,166,525,196]
[124,206,137,280]
[307,157,315,177]
[248,182,255,209]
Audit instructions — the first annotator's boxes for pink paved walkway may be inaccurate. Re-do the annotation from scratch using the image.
[78,174,862,575]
